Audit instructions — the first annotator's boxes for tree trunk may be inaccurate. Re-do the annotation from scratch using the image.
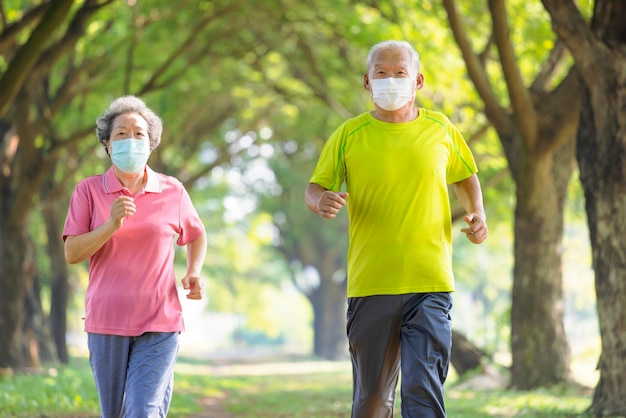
[41,183,70,363]
[0,121,24,369]
[310,279,347,360]
[24,271,57,366]
[0,219,29,369]
[451,330,488,376]
[307,246,347,360]
[0,0,105,369]
[539,0,626,412]
[282,199,350,361]
[442,0,581,390]
[510,145,573,389]
[577,49,626,417]
[0,92,49,369]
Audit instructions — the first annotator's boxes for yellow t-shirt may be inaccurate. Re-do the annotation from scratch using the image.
[310,109,477,297]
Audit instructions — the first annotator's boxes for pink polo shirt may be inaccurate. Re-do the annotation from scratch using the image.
[63,166,205,336]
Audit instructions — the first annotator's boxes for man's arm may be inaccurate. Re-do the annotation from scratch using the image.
[452,174,488,244]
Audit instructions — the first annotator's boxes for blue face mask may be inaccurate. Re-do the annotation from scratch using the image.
[110,138,150,174]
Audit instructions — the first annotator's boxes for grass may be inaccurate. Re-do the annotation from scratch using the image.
[0,357,99,417]
[0,356,593,417]
[446,386,592,417]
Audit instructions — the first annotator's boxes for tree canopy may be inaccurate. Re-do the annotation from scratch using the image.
[3,0,622,410]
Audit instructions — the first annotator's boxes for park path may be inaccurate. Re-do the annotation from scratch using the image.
[177,356,351,418]
[191,394,233,418]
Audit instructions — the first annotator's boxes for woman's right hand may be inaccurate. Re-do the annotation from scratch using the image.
[110,196,136,229]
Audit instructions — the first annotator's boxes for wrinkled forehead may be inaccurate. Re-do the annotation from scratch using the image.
[112,112,148,130]
[370,47,414,71]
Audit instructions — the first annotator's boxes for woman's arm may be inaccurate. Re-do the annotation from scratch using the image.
[181,231,207,300]
[64,196,137,264]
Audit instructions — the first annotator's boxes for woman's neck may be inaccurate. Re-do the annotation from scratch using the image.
[113,166,146,195]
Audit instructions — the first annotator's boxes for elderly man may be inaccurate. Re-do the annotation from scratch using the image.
[305,40,488,417]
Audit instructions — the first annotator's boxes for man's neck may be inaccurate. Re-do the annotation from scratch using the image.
[371,105,418,123]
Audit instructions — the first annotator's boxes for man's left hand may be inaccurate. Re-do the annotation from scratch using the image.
[461,213,488,244]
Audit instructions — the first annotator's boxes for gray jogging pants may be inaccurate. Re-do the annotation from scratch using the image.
[346,293,452,418]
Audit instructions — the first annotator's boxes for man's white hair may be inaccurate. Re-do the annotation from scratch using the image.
[367,40,420,75]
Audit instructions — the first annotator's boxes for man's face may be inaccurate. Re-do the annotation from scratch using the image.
[364,47,423,96]
[369,47,414,80]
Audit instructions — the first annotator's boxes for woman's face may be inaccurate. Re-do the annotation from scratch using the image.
[106,112,149,152]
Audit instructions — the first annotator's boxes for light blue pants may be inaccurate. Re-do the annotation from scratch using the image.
[88,332,179,418]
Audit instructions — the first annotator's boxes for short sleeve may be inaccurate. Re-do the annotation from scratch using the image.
[62,180,93,241]
[176,186,205,246]
[309,123,348,192]
[445,120,477,184]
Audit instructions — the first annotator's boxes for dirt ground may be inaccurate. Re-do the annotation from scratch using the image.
[176,357,351,418]
[191,394,234,418]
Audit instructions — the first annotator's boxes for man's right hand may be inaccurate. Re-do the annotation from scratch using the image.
[317,191,348,219]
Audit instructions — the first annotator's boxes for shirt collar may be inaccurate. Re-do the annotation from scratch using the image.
[103,166,162,194]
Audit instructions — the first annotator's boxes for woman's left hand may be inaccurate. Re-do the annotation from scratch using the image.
[181,275,203,300]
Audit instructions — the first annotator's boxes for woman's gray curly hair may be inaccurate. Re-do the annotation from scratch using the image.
[96,95,163,152]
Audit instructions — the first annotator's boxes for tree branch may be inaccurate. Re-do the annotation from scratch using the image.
[0,2,48,53]
[0,1,6,27]
[530,39,566,92]
[442,0,513,138]
[34,0,114,78]
[535,67,581,155]
[0,0,74,117]
[541,0,602,80]
[488,0,538,149]
[137,2,241,96]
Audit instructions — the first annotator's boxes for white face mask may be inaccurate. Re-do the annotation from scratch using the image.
[370,77,415,111]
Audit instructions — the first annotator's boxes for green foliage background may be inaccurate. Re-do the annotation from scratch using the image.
[2,0,598,385]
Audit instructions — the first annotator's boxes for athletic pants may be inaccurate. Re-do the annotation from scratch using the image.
[87,332,179,418]
[347,293,452,418]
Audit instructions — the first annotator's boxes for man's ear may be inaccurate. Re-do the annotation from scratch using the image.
[415,73,425,90]
[363,73,370,91]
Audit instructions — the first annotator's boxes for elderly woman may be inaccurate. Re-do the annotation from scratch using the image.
[63,95,207,418]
